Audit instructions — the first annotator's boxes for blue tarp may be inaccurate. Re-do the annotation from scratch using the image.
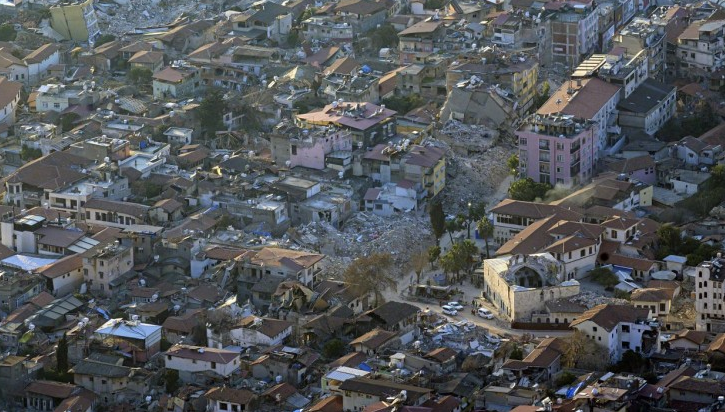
[95,307,110,320]
[566,381,585,399]
[357,362,372,372]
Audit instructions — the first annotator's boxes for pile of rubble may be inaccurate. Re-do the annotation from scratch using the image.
[96,0,212,36]
[569,291,629,309]
[439,120,499,151]
[294,211,435,276]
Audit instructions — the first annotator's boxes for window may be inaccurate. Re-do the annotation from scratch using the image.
[580,250,585,257]
[99,272,104,279]
[219,403,229,411]
[622,341,630,349]
[611,230,618,239]
[291,145,297,155]
[101,379,107,384]
[593,326,598,332]
[659,303,665,312]
[520,137,527,145]
[621,324,630,332]
[211,361,217,369]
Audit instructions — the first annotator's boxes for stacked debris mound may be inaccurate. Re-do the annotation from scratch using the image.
[568,291,629,309]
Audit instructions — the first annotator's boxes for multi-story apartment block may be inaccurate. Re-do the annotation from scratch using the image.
[617,78,676,135]
[82,241,134,297]
[295,102,396,149]
[398,18,446,65]
[517,114,597,187]
[695,255,725,332]
[446,55,539,114]
[270,122,353,171]
[302,17,354,42]
[613,17,666,80]
[677,19,725,77]
[551,1,600,66]
[536,78,620,157]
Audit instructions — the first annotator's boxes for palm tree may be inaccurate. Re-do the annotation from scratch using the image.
[476,217,494,258]
[439,252,457,283]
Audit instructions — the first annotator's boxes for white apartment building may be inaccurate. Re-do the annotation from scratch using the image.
[570,304,659,363]
[695,255,725,332]
[677,19,725,75]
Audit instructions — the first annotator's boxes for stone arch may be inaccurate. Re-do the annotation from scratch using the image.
[512,265,545,288]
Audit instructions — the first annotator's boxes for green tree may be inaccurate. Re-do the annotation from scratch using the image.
[507,154,519,176]
[60,112,81,132]
[287,29,300,47]
[343,253,398,306]
[56,333,68,373]
[452,239,478,275]
[509,345,524,360]
[556,372,577,387]
[20,145,42,161]
[127,67,152,86]
[508,177,552,201]
[297,7,317,24]
[192,324,207,346]
[428,245,441,269]
[322,339,345,358]
[165,369,180,394]
[429,201,446,243]
[95,34,116,47]
[589,267,618,287]
[0,24,16,42]
[198,89,227,137]
[655,224,682,259]
[476,217,494,258]
[712,164,725,184]
[424,0,444,9]
[369,24,399,50]
[445,218,461,244]
[439,251,457,282]
[461,202,487,239]
[131,180,163,199]
[160,337,172,351]
[382,94,425,114]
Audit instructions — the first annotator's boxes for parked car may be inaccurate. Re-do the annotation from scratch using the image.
[447,301,464,311]
[442,305,458,316]
[477,308,494,319]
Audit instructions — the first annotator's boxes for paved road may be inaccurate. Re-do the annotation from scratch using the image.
[385,270,572,339]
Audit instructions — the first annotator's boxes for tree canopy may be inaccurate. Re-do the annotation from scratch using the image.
[0,24,16,42]
[508,178,552,201]
[429,201,445,242]
[344,252,398,305]
[127,67,152,86]
[198,89,228,137]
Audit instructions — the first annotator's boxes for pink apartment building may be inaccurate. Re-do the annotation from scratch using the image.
[518,114,597,187]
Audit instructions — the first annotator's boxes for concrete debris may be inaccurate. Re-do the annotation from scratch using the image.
[294,211,435,277]
[96,0,211,37]
[568,291,629,309]
[421,134,514,215]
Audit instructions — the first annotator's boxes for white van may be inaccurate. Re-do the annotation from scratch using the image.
[477,308,494,319]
